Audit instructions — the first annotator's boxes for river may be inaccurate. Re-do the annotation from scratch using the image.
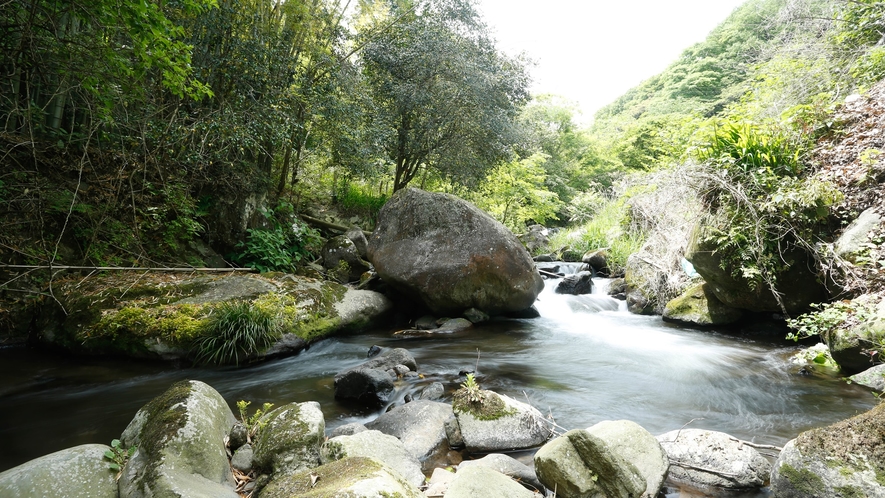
[0,273,876,495]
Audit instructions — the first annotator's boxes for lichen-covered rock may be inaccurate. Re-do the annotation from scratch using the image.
[253,401,325,478]
[329,422,369,438]
[656,429,770,491]
[0,444,117,498]
[346,226,370,259]
[458,453,543,492]
[686,234,825,313]
[446,465,537,498]
[367,188,544,316]
[258,456,423,498]
[119,380,238,498]
[365,400,453,464]
[453,390,550,452]
[770,402,885,497]
[662,282,743,327]
[534,429,646,498]
[834,208,882,263]
[321,430,424,487]
[586,420,669,498]
[849,363,885,391]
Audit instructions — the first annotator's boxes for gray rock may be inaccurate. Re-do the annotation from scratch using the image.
[586,420,669,498]
[261,334,307,360]
[367,188,544,316]
[459,453,543,492]
[346,226,369,259]
[849,363,885,391]
[365,400,454,463]
[656,429,770,490]
[453,390,551,452]
[258,456,423,498]
[0,444,117,498]
[321,430,424,487]
[252,401,325,477]
[322,235,372,283]
[447,465,537,498]
[119,380,238,498]
[555,271,594,295]
[835,208,882,263]
[534,429,646,498]
[329,422,369,438]
[582,249,610,276]
[662,282,744,327]
[420,382,445,401]
[463,307,490,324]
[231,443,253,473]
[229,421,249,451]
[436,317,474,333]
[424,467,457,497]
[415,315,438,330]
[445,416,465,448]
[770,402,885,497]
[334,348,417,406]
[334,289,394,333]
[626,287,656,315]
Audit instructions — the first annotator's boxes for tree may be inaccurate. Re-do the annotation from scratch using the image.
[358,0,530,191]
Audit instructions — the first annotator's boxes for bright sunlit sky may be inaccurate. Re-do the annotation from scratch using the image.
[478,0,748,123]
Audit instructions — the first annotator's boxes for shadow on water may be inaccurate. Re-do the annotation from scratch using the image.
[0,276,878,497]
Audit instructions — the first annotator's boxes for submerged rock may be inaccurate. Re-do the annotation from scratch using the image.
[0,444,117,498]
[770,402,885,497]
[367,187,544,316]
[119,380,238,498]
[656,429,770,491]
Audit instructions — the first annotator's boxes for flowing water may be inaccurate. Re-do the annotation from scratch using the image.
[0,272,877,495]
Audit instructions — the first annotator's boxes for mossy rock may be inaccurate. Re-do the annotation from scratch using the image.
[770,403,885,497]
[35,272,387,363]
[662,281,743,326]
[453,389,549,453]
[0,444,117,498]
[253,401,325,477]
[258,456,423,498]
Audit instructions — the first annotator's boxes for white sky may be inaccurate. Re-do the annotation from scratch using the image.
[478,0,749,123]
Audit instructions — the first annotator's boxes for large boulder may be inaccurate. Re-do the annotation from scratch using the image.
[367,188,544,315]
[36,272,390,362]
[446,465,537,498]
[118,380,238,498]
[320,430,424,487]
[662,282,744,327]
[534,429,646,498]
[0,444,117,498]
[258,456,423,498]
[686,233,825,313]
[365,400,454,465]
[334,348,417,407]
[770,402,885,497]
[656,429,770,491]
[587,420,669,498]
[452,389,550,452]
[252,401,325,477]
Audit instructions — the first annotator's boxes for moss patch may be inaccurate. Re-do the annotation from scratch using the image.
[130,380,193,489]
[779,463,825,496]
[452,389,516,421]
[795,402,885,477]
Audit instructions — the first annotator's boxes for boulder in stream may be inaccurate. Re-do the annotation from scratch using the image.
[334,348,417,407]
[770,402,885,497]
[321,430,424,487]
[446,464,538,498]
[820,293,885,375]
[367,187,544,316]
[252,401,325,478]
[555,271,594,295]
[452,389,551,452]
[662,281,744,327]
[0,444,118,498]
[587,420,669,498]
[458,453,544,492]
[656,429,770,491]
[365,400,454,467]
[258,456,423,498]
[534,429,646,498]
[118,380,238,498]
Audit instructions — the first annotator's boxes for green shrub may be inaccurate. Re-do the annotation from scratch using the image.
[194,301,283,366]
[336,183,388,224]
[234,205,322,272]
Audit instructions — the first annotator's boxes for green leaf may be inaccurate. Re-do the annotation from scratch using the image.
[104,450,115,460]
